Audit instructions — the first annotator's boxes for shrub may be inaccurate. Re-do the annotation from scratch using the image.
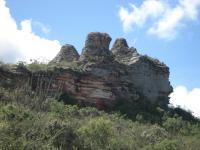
[52,126,80,150]
[0,83,200,150]
[141,125,169,144]
[78,117,114,149]
[27,60,48,72]
[163,117,185,134]
[143,139,185,150]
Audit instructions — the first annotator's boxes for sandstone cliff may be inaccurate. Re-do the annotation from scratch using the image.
[0,32,173,108]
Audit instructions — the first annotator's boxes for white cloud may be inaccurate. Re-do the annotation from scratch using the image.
[0,0,61,63]
[119,0,200,39]
[148,6,184,39]
[119,0,166,32]
[33,21,51,36]
[170,86,200,118]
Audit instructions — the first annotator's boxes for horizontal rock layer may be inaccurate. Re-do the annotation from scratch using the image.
[0,32,173,108]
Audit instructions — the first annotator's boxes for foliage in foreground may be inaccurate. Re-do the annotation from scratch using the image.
[0,87,200,150]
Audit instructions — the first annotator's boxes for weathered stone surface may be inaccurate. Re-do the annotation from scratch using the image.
[112,38,129,51]
[127,57,172,105]
[1,32,173,108]
[110,38,172,105]
[111,38,139,64]
[51,44,79,63]
[80,32,113,62]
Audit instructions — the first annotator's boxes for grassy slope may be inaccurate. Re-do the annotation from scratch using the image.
[0,87,200,150]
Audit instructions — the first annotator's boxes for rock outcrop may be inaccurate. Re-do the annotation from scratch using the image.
[0,32,173,109]
[80,32,113,62]
[111,38,172,105]
[111,38,139,64]
[50,32,172,107]
[51,44,79,63]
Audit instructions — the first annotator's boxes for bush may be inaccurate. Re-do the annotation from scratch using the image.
[52,126,80,150]
[27,60,48,72]
[113,97,165,123]
[0,84,200,150]
[143,139,185,150]
[163,117,185,134]
[78,117,114,149]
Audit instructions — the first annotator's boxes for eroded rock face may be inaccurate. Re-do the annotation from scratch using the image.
[62,31,171,107]
[47,32,173,107]
[127,57,172,105]
[80,32,113,62]
[111,38,172,104]
[111,38,139,64]
[112,38,129,51]
[51,44,79,63]
[1,32,173,108]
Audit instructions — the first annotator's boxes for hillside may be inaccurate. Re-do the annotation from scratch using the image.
[0,32,200,150]
[0,85,200,150]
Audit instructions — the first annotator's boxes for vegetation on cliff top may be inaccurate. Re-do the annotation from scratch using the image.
[0,60,84,72]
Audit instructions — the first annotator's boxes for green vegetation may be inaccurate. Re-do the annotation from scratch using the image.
[112,97,197,124]
[0,60,84,73]
[28,60,84,72]
[142,55,166,67]
[0,86,200,150]
[0,61,200,149]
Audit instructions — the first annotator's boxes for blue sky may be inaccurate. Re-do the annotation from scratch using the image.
[0,0,200,117]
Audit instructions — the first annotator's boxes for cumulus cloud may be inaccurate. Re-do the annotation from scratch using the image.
[0,0,61,63]
[170,86,200,118]
[119,0,166,32]
[33,21,51,36]
[119,0,200,39]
